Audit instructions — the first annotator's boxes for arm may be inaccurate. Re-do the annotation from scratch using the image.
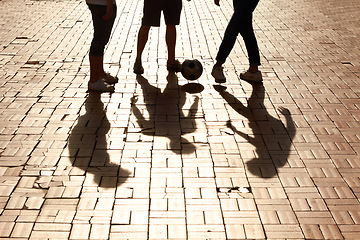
[102,0,114,21]
[278,107,296,139]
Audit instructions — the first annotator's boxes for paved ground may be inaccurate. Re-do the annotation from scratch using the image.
[0,0,360,239]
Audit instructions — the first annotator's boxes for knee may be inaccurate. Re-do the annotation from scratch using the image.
[140,25,151,32]
[238,23,254,37]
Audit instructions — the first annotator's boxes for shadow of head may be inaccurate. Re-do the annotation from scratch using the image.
[246,160,277,179]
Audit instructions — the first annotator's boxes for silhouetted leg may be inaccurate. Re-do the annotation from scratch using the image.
[216,0,260,67]
[135,25,151,63]
[166,25,176,63]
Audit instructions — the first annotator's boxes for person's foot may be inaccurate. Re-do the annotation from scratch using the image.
[133,61,144,74]
[167,59,181,72]
[103,72,118,84]
[211,65,226,83]
[240,70,263,82]
[88,78,115,92]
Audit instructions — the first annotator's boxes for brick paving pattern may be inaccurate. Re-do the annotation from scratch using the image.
[0,0,359,239]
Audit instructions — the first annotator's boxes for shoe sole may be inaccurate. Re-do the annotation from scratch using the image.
[104,78,118,84]
[240,72,263,83]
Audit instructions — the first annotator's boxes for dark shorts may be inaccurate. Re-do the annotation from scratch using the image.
[142,0,182,26]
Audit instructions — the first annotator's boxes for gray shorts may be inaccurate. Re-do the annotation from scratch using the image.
[142,0,182,26]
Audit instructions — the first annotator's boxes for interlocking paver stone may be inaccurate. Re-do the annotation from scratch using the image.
[1,0,360,238]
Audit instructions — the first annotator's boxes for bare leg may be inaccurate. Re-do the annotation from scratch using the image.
[214,60,224,68]
[89,55,105,83]
[249,64,259,73]
[135,25,151,63]
[166,25,176,63]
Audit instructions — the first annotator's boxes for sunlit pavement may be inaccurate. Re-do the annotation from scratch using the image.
[0,0,359,239]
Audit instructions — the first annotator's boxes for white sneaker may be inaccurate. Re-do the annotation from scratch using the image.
[88,78,115,92]
[240,70,263,82]
[103,72,118,84]
[211,65,226,83]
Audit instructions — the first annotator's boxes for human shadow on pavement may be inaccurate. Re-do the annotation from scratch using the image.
[131,72,200,155]
[214,83,296,178]
[68,92,130,188]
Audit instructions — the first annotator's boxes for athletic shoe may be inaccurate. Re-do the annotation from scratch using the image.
[88,78,115,92]
[167,59,182,72]
[133,61,144,74]
[240,70,263,82]
[104,72,118,84]
[211,65,226,83]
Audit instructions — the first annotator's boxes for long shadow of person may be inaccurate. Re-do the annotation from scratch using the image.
[131,72,199,155]
[68,92,130,188]
[214,83,296,178]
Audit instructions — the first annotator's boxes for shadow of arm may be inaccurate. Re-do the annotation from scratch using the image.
[279,107,296,139]
[186,96,199,118]
[227,120,254,141]
[131,96,147,123]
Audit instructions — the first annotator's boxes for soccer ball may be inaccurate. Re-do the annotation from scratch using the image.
[181,59,203,80]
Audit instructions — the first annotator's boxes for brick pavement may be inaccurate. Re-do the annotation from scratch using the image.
[0,0,360,239]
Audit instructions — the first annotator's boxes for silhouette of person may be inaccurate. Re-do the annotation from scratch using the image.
[86,0,118,92]
[68,92,130,187]
[131,72,198,154]
[212,0,262,84]
[133,0,191,74]
[214,84,296,178]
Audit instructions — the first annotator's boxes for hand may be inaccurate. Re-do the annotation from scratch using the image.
[278,107,289,115]
[214,0,220,6]
[102,5,113,20]
[131,96,138,104]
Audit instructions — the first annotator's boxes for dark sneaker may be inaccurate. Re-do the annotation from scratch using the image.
[167,59,181,72]
[240,70,263,82]
[88,78,115,92]
[104,72,118,84]
[211,65,226,83]
[133,61,144,74]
